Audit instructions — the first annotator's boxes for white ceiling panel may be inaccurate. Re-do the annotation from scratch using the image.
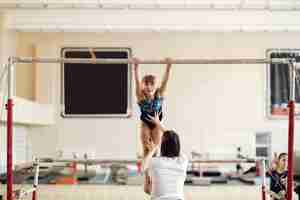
[2,9,300,32]
[0,0,299,10]
[1,0,300,32]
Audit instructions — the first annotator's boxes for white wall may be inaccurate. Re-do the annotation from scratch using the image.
[16,43,35,100]
[0,124,31,173]
[0,13,16,65]
[0,13,32,172]
[19,31,300,159]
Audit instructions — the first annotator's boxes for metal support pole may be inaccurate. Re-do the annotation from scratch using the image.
[32,159,40,200]
[261,159,266,200]
[6,58,14,200]
[287,60,296,200]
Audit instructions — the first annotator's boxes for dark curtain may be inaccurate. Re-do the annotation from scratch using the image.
[270,52,300,106]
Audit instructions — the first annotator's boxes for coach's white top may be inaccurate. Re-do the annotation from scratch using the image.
[148,155,188,200]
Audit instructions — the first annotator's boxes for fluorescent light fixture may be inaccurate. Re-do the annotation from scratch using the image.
[156,4,186,9]
[156,0,185,9]
[100,0,130,9]
[128,3,156,9]
[269,3,294,10]
[101,3,129,9]
[14,27,41,32]
[184,3,211,9]
[71,3,99,8]
[60,25,107,32]
[44,3,72,8]
[213,4,239,10]
[0,3,18,8]
[242,0,267,10]
[16,3,44,8]
[285,26,300,32]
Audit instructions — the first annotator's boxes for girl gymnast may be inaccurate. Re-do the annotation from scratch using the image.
[130,57,172,156]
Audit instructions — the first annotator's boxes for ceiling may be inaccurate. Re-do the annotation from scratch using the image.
[0,0,300,10]
[1,0,300,32]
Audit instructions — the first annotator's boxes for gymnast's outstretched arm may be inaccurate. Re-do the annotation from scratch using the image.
[158,58,172,97]
[130,57,144,102]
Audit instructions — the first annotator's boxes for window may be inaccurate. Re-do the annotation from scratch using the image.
[267,49,300,119]
[61,47,132,118]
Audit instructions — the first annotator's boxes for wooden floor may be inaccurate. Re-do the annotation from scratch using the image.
[0,185,271,200]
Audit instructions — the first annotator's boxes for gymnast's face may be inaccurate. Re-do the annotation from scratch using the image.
[142,81,156,97]
[141,75,157,97]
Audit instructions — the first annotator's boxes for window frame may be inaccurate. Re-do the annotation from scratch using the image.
[61,47,132,118]
[266,48,300,120]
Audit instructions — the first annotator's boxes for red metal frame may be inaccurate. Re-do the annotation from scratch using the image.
[262,185,266,200]
[287,100,295,200]
[32,189,37,200]
[6,99,13,200]
[5,56,296,200]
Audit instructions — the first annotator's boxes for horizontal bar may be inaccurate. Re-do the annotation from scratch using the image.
[10,56,292,65]
[191,159,256,163]
[38,158,257,165]
[39,158,138,164]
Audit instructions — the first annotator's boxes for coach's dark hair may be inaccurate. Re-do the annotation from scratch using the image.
[278,152,287,160]
[160,130,180,157]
